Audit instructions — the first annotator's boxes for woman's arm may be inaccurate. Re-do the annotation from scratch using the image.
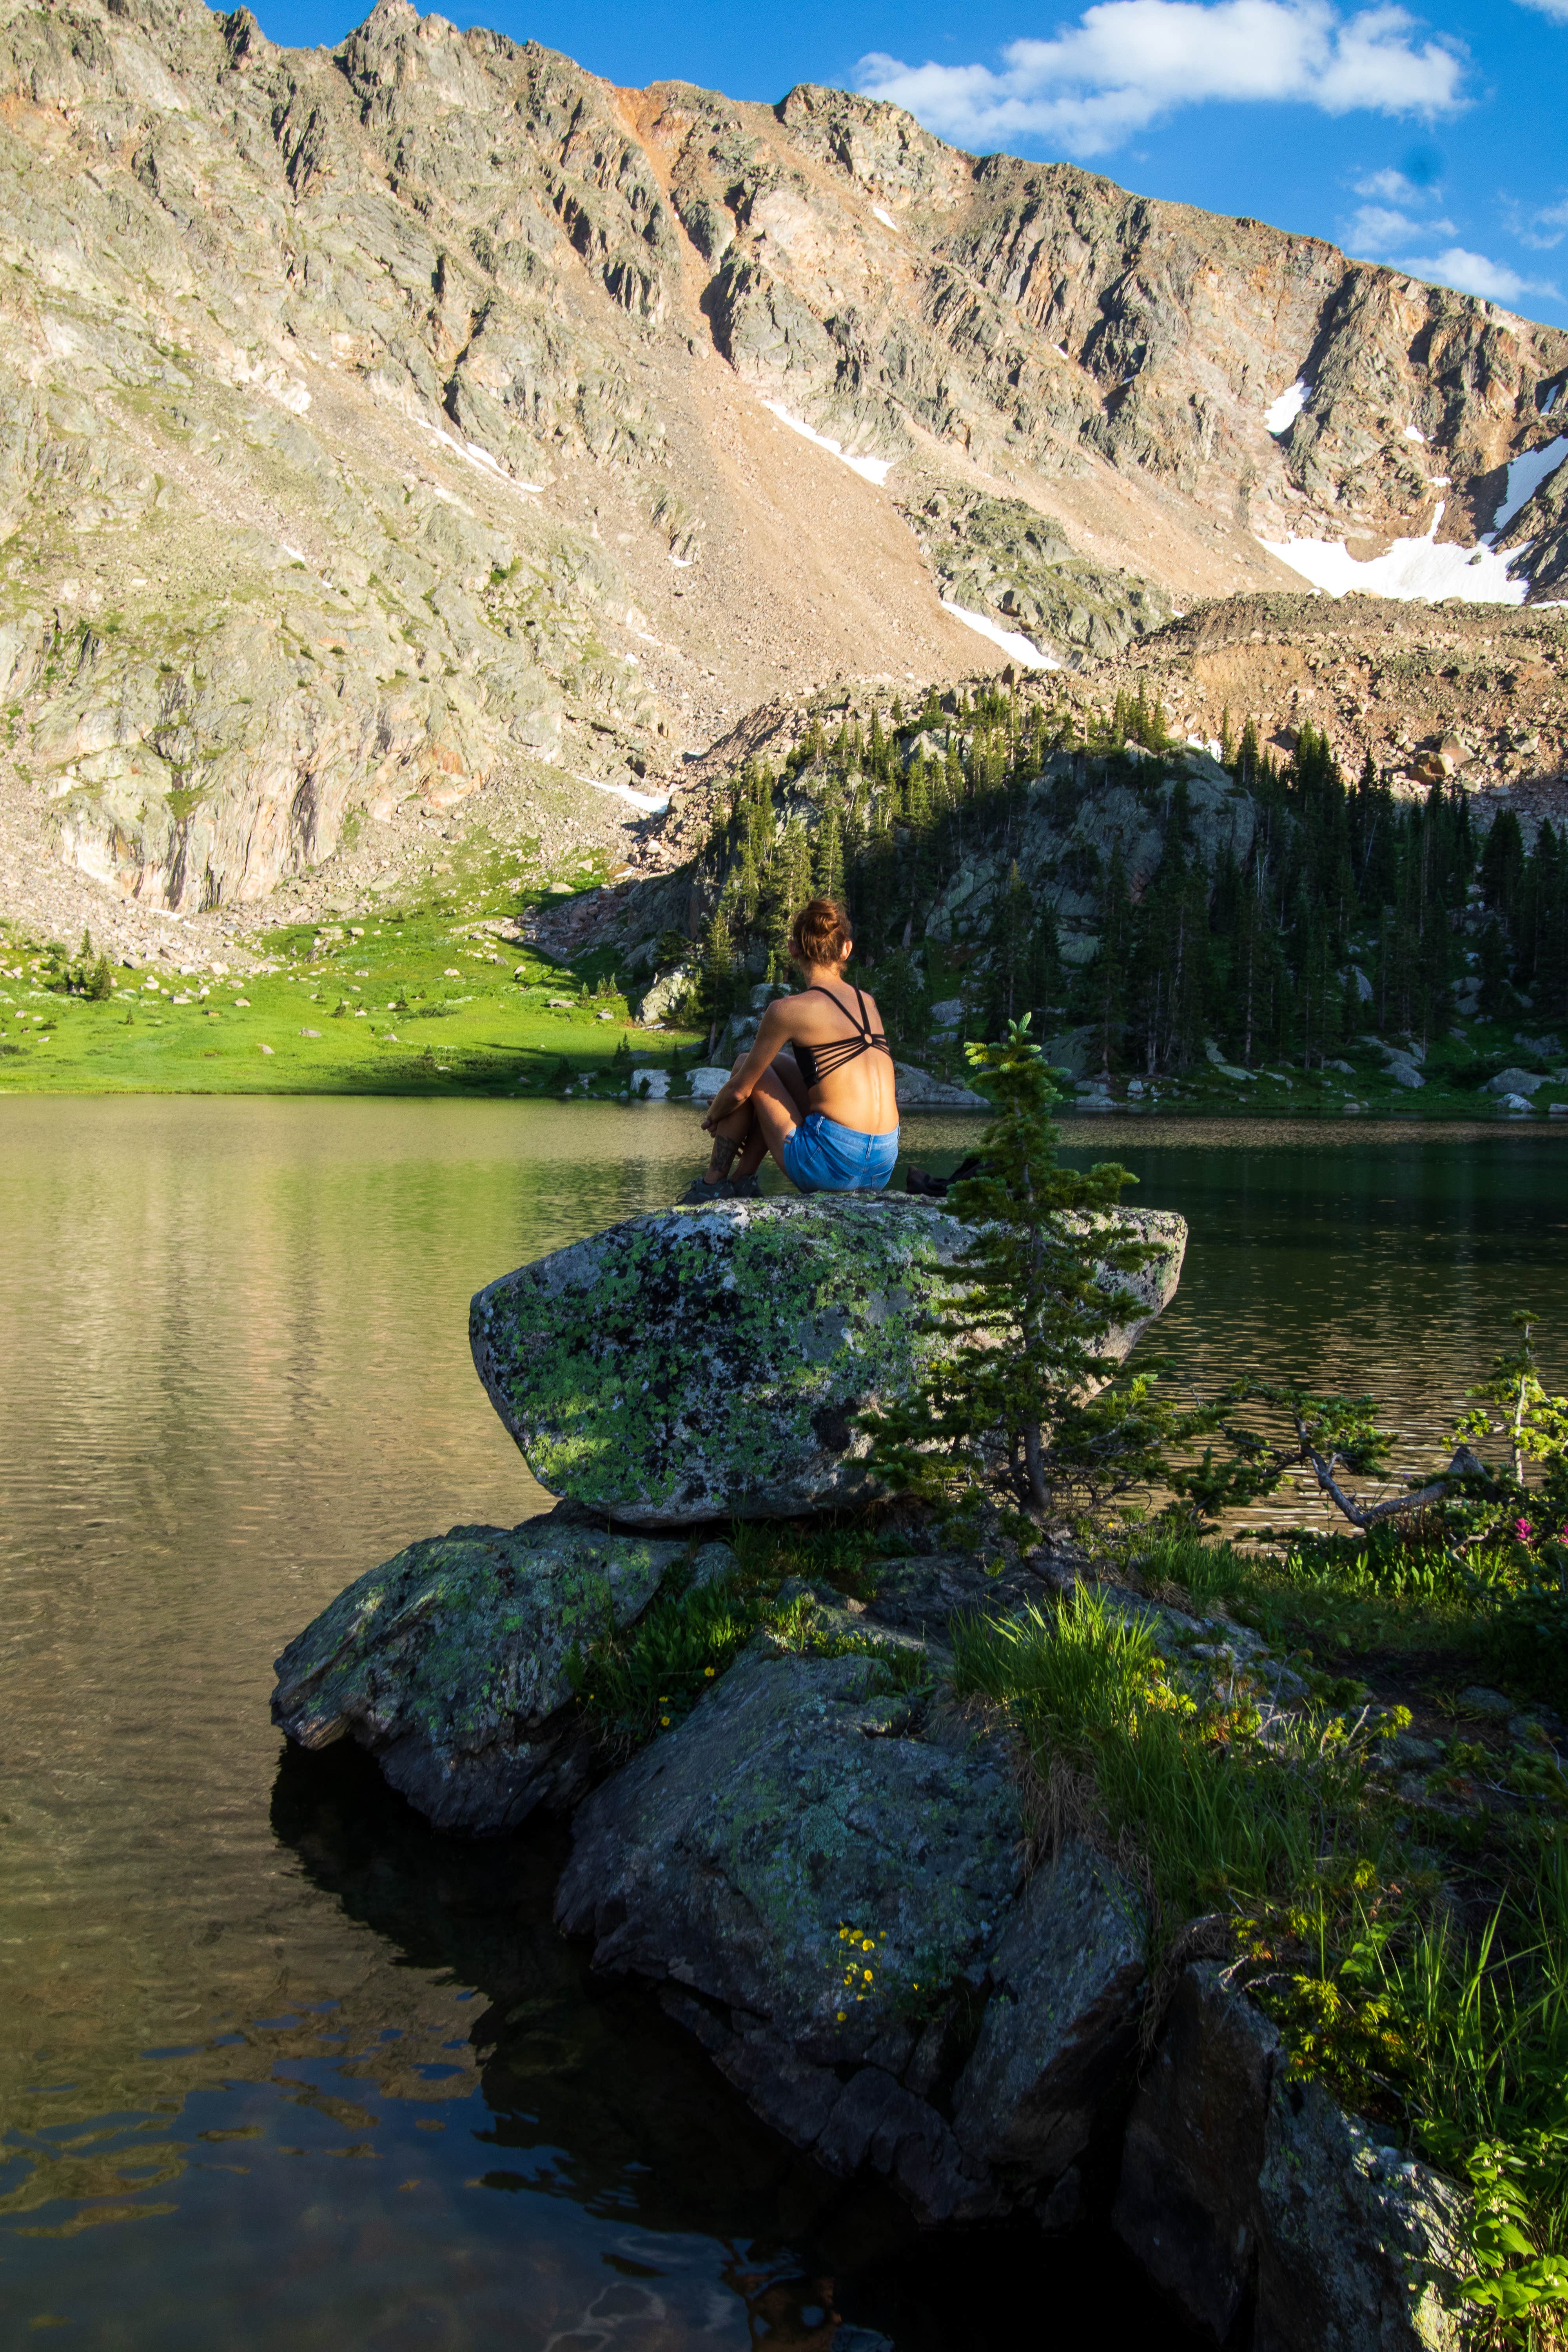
[701,1000,793,1128]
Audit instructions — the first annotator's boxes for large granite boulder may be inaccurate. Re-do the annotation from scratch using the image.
[1114,1963,1475,2350]
[270,1516,684,1833]
[555,1643,1023,2221]
[470,1196,1186,1526]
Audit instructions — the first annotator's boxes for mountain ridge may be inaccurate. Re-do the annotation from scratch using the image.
[0,0,1564,951]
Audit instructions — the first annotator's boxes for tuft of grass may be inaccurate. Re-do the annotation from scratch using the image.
[567,1538,926,1760]
[951,1586,1383,1952]
[729,1515,882,1602]
[566,1570,765,1755]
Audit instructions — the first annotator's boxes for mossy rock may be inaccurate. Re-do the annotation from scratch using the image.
[471,1197,1186,1526]
[270,1515,684,1831]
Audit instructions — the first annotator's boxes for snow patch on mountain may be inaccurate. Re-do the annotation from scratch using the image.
[760,402,894,485]
[1265,381,1309,435]
[1492,437,1568,536]
[1259,506,1528,604]
[940,599,1060,668]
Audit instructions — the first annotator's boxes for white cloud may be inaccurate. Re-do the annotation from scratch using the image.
[1345,201,1453,250]
[1398,245,1560,305]
[1353,166,1424,201]
[857,2,1468,158]
[1514,0,1568,22]
[1515,195,1568,252]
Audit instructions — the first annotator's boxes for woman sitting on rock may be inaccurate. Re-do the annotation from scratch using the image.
[680,897,898,1201]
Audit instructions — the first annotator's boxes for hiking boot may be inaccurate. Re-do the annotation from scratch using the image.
[676,1175,733,1204]
[729,1174,760,1199]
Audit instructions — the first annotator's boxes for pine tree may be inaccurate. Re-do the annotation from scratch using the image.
[861,1022,1174,1534]
[1480,809,1526,934]
[815,801,844,903]
[698,907,737,1045]
[985,861,1034,1032]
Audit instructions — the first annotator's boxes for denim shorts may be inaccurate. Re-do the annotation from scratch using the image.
[782,1112,900,1194]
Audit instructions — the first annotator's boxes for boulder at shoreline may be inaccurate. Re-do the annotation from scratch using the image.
[470,1196,1187,1527]
[270,1516,684,1832]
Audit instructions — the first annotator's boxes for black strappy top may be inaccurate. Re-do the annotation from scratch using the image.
[791,984,891,1090]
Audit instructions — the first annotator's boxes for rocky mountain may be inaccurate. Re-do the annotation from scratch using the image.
[1,0,1566,942]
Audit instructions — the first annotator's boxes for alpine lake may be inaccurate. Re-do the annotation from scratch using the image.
[2,1096,1565,2350]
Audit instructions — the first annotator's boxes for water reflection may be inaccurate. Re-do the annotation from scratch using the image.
[1,1095,1562,2343]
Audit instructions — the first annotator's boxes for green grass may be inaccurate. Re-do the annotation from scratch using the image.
[566,1523,924,1759]
[0,849,701,1096]
[950,1586,1387,1951]
[953,1548,1568,2339]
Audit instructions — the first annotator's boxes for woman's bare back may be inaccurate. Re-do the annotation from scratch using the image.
[780,981,897,1134]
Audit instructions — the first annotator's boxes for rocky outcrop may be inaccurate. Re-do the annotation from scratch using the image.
[556,1644,1022,2219]
[1114,1963,1473,2350]
[269,1514,684,1831]
[469,1196,1187,1524]
[949,1844,1145,2189]
[897,477,1175,662]
[269,1511,1481,2342]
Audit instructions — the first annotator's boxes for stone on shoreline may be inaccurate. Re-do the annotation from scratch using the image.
[470,1196,1187,1527]
[270,1516,684,1833]
[1114,1962,1474,2350]
[555,1644,1022,2221]
[950,1843,1145,2188]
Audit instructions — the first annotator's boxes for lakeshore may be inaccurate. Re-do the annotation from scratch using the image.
[3,1096,1566,2342]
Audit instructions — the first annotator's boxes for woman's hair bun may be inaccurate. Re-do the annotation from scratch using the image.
[789,897,853,967]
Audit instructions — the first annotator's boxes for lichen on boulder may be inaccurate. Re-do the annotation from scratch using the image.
[470,1196,1186,1526]
[270,1515,684,1833]
[555,1642,1024,2219]
[1113,1962,1475,2350]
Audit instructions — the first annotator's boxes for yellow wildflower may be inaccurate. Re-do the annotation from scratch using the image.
[660,1715,670,1726]
[836,2011,846,2022]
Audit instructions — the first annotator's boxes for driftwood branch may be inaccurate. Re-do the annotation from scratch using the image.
[1293,1410,1459,1532]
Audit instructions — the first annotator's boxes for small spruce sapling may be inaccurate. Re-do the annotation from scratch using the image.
[862,1019,1185,1541]
[1455,1311,1568,1499]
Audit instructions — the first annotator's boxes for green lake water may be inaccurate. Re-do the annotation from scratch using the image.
[2,1097,1565,2348]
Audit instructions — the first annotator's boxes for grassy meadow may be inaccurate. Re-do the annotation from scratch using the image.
[0,843,703,1100]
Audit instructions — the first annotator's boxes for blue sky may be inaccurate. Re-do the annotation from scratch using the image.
[254,0,1568,332]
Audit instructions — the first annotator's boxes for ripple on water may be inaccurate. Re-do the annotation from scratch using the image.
[2,1096,1562,2344]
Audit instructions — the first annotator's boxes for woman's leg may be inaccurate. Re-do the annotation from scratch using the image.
[742,1063,804,1177]
[697,1055,756,1185]
[731,1054,806,1181]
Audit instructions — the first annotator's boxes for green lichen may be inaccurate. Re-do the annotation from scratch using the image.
[272,1519,683,1756]
[471,1200,975,1521]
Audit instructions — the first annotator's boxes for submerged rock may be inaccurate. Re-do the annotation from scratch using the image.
[270,1517,684,1833]
[470,1196,1186,1526]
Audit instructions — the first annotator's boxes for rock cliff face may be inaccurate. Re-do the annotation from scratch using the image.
[1,0,1564,922]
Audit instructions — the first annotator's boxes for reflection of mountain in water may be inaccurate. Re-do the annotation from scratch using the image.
[270,1741,1195,2349]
